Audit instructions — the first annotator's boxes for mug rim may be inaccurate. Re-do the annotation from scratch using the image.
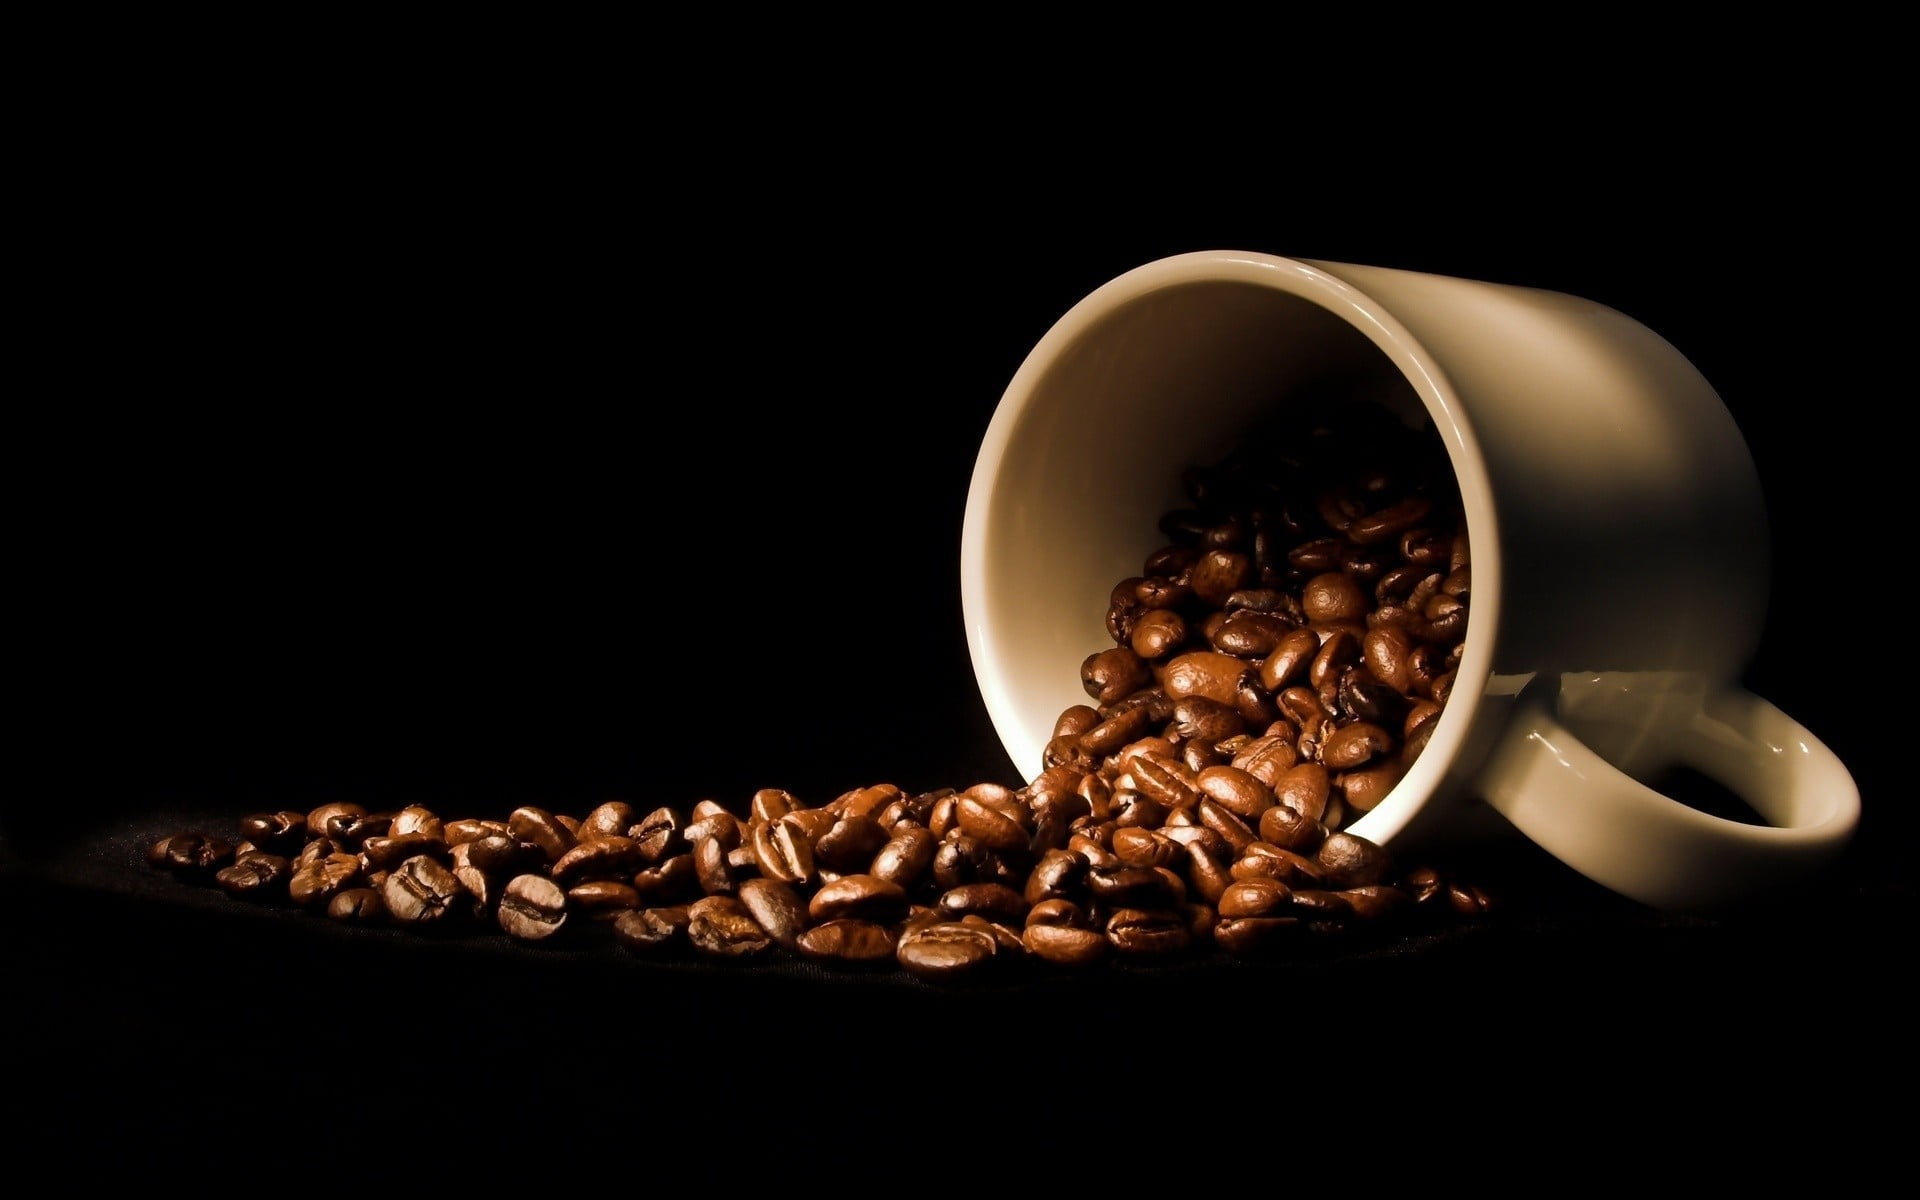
[960,249,1504,847]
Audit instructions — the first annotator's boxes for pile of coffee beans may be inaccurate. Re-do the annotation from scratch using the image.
[146,399,1493,982]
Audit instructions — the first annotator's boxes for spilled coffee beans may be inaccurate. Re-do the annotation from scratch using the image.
[145,399,1495,981]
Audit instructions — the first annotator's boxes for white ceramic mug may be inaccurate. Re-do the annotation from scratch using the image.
[960,250,1859,913]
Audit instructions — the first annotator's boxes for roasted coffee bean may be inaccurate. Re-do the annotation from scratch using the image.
[156,832,236,876]
[1130,753,1199,810]
[683,805,743,848]
[1231,735,1298,789]
[578,801,638,842]
[1023,921,1107,967]
[685,895,771,958]
[751,816,816,886]
[383,856,464,926]
[871,824,938,889]
[1170,696,1245,746]
[737,877,809,949]
[1196,798,1256,856]
[494,873,569,941]
[1186,549,1248,605]
[289,853,361,907]
[508,806,576,864]
[551,836,645,884]
[897,921,1001,981]
[306,803,367,840]
[1323,722,1393,770]
[459,834,525,875]
[1131,609,1189,659]
[955,795,1028,855]
[1448,882,1496,915]
[1342,885,1411,921]
[1110,827,1179,869]
[326,887,385,924]
[1256,803,1326,853]
[1024,848,1087,906]
[1161,651,1251,707]
[797,920,898,964]
[568,880,642,918]
[814,813,890,871]
[1232,843,1328,887]
[1082,647,1152,705]
[215,851,290,900]
[1195,766,1275,821]
[613,906,688,953]
[1301,572,1368,624]
[1110,790,1170,830]
[237,812,307,852]
[1337,760,1404,813]
[936,882,1028,925]
[1053,705,1102,739]
[389,805,443,840]
[444,818,509,847]
[809,875,911,924]
[1316,831,1392,888]
[1077,704,1153,757]
[1105,908,1191,956]
[360,833,451,873]
[1213,610,1290,657]
[1274,762,1332,822]
[694,835,738,896]
[1217,878,1292,919]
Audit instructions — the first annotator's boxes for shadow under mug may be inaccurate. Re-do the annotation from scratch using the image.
[960,250,1858,913]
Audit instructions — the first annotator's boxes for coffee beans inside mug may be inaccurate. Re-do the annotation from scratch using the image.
[143,398,1496,979]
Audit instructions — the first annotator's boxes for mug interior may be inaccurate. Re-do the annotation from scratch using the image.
[962,255,1496,848]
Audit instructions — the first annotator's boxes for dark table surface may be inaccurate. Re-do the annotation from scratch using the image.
[11,101,1911,1153]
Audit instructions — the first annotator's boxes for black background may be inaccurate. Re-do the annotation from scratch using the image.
[8,54,1911,1156]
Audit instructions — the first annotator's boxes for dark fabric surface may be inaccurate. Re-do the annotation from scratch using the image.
[13,91,1910,1157]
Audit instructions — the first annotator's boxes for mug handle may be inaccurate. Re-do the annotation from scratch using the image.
[1473,678,1860,912]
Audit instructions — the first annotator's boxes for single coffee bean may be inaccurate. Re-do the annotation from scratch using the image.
[1082,647,1152,705]
[326,887,386,924]
[236,812,307,852]
[1130,609,1189,660]
[1105,907,1191,956]
[444,818,508,846]
[508,806,577,865]
[1322,721,1393,770]
[578,801,638,841]
[613,906,688,953]
[1274,762,1332,822]
[1316,831,1392,888]
[382,855,464,926]
[360,832,451,873]
[814,813,890,871]
[561,877,636,915]
[751,816,816,886]
[936,882,1028,925]
[1023,922,1107,967]
[685,896,772,958]
[1256,803,1326,854]
[1160,651,1250,707]
[1195,765,1276,821]
[871,824,938,889]
[1217,878,1292,919]
[955,795,1029,855]
[389,805,444,839]
[215,851,291,900]
[551,836,645,885]
[809,874,911,924]
[289,853,361,907]
[796,919,897,964]
[737,877,809,949]
[896,921,1000,982]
